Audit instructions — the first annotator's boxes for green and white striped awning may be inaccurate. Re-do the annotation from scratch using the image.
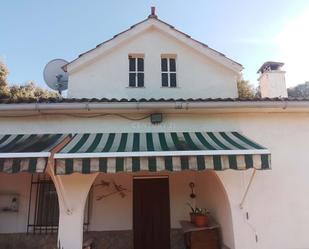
[0,134,69,174]
[54,132,271,175]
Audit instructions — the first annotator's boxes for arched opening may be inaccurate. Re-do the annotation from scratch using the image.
[76,170,235,249]
[195,171,235,249]
[7,158,233,249]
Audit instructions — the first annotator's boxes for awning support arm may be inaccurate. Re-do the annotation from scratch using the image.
[239,168,257,209]
[46,136,73,215]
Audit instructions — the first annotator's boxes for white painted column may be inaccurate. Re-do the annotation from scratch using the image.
[51,173,98,249]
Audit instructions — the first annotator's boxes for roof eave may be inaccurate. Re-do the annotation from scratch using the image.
[1,100,309,116]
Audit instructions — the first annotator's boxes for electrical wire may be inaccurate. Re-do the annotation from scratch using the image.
[0,112,152,121]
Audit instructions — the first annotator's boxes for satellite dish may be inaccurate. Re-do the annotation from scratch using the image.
[43,59,68,93]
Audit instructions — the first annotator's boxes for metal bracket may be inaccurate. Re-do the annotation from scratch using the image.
[239,168,257,209]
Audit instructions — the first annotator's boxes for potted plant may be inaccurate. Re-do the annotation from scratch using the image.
[187,203,210,227]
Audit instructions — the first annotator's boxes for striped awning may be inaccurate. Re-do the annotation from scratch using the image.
[0,134,69,174]
[54,132,271,175]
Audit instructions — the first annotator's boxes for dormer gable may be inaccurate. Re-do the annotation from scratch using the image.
[65,11,242,74]
[66,8,243,99]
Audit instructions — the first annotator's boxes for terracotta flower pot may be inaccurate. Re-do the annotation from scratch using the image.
[190,213,196,223]
[194,215,208,227]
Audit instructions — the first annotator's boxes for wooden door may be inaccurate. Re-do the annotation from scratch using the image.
[133,177,171,249]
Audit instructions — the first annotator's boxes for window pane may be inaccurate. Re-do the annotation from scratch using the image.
[129,73,136,87]
[162,73,168,87]
[170,73,177,87]
[161,58,168,72]
[137,73,144,87]
[129,57,136,71]
[137,58,144,71]
[169,58,176,72]
[36,181,59,226]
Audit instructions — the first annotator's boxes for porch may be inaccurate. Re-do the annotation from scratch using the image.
[0,170,234,249]
[0,132,270,249]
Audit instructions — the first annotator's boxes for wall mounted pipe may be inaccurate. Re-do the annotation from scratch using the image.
[0,100,309,114]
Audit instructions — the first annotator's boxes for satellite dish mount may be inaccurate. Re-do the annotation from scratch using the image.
[43,59,69,94]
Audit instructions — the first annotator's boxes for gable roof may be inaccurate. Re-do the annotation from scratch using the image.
[64,11,243,74]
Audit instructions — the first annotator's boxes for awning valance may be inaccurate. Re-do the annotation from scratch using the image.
[0,134,69,174]
[54,132,271,174]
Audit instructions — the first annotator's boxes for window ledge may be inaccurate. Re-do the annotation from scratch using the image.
[126,86,146,89]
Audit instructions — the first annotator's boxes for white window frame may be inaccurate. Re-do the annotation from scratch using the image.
[161,55,177,88]
[128,54,144,88]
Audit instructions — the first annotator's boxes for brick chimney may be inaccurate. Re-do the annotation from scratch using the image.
[257,61,288,98]
[148,6,158,18]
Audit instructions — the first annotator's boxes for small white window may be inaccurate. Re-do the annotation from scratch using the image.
[129,55,144,87]
[161,56,176,87]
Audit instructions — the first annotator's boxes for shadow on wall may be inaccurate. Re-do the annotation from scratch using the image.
[195,171,235,249]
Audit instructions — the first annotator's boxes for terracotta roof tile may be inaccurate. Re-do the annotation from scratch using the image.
[0,97,309,104]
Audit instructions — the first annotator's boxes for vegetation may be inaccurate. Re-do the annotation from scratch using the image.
[187,203,210,216]
[0,61,59,100]
[0,61,10,98]
[237,78,309,99]
[237,79,256,99]
[9,81,59,100]
[288,82,309,98]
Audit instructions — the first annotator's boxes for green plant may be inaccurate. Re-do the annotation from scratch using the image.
[187,202,209,216]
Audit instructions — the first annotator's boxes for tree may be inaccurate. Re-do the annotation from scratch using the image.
[237,79,255,99]
[0,61,59,100]
[9,81,59,100]
[0,61,10,98]
[288,82,309,98]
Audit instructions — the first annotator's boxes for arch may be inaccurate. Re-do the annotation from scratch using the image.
[195,170,235,249]
[46,163,236,249]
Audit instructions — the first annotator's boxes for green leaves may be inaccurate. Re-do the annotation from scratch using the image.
[0,61,60,100]
[9,81,59,100]
[237,79,256,99]
[0,61,10,99]
[288,81,309,98]
[187,202,210,216]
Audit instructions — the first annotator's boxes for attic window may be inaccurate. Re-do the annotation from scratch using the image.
[129,55,144,87]
[161,56,177,87]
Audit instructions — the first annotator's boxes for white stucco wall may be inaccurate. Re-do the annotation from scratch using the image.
[0,173,31,233]
[259,71,288,98]
[1,111,309,249]
[67,27,238,99]
[89,171,195,231]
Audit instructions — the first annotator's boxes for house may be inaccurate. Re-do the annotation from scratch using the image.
[1,7,309,249]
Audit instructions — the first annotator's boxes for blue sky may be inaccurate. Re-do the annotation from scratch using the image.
[1,0,309,89]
